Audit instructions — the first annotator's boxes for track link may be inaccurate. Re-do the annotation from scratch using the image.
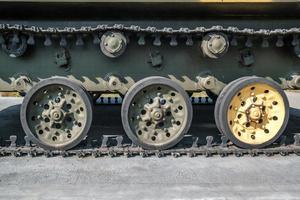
[0,133,299,158]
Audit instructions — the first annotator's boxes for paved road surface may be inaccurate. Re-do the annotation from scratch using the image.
[0,156,299,200]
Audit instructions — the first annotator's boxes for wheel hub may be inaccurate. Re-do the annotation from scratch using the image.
[248,106,262,121]
[151,108,164,121]
[50,109,64,121]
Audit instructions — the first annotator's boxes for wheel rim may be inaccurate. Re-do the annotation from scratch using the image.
[122,77,192,149]
[21,79,92,150]
[227,82,286,145]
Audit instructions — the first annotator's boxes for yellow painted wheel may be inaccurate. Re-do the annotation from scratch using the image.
[218,77,289,149]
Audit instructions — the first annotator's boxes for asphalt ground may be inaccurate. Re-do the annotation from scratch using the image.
[0,93,299,200]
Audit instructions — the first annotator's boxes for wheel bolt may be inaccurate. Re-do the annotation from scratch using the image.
[160,99,166,105]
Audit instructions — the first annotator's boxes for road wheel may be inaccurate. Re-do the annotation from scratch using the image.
[217,77,289,149]
[121,76,192,150]
[20,77,93,150]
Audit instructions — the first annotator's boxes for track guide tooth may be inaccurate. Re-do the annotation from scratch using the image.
[261,37,269,48]
[44,34,52,46]
[276,35,284,47]
[245,36,253,48]
[9,135,17,148]
[27,33,35,45]
[153,34,161,46]
[76,34,84,46]
[230,35,238,46]
[185,35,194,46]
[92,32,101,44]
[169,35,178,46]
[137,33,146,46]
[292,34,299,46]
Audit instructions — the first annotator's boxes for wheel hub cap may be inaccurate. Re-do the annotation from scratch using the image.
[151,108,164,121]
[248,106,262,121]
[50,109,64,121]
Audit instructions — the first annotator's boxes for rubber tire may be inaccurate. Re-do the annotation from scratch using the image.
[214,76,253,135]
[121,76,193,150]
[20,77,93,151]
[218,77,289,149]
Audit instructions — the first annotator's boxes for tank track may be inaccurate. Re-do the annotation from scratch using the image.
[0,133,299,158]
[0,23,300,157]
[1,23,300,48]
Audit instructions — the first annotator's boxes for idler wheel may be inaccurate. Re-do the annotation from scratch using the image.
[216,77,289,149]
[121,76,192,150]
[20,77,93,150]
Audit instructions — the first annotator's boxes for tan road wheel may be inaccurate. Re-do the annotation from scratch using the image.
[121,76,193,150]
[218,77,289,149]
[20,77,93,150]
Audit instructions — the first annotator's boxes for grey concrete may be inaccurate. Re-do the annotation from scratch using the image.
[0,156,300,200]
[0,93,299,200]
